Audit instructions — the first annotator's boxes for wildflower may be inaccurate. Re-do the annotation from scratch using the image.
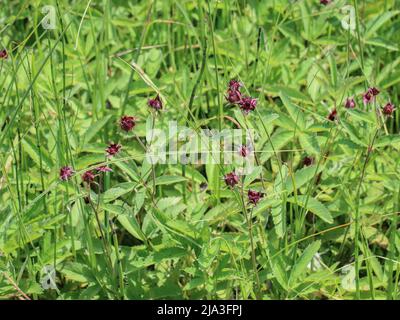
[225,79,242,104]
[303,156,315,167]
[82,170,95,183]
[59,166,74,181]
[382,102,395,116]
[238,145,250,157]
[97,166,113,173]
[226,89,242,104]
[344,98,355,109]
[228,79,242,91]
[106,143,121,157]
[363,91,373,104]
[0,49,7,59]
[248,189,263,205]
[148,94,163,111]
[327,108,337,121]
[120,115,137,132]
[239,96,257,114]
[224,171,239,188]
[320,0,332,4]
[370,87,380,96]
[363,87,379,104]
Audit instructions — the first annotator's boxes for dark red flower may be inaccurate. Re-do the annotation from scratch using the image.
[363,91,373,104]
[97,166,113,173]
[363,87,379,104]
[344,98,355,109]
[106,143,121,157]
[224,171,239,188]
[382,102,395,116]
[0,49,7,59]
[238,145,250,157]
[120,115,137,132]
[303,156,315,167]
[239,96,257,114]
[248,189,263,205]
[226,89,242,104]
[327,108,337,121]
[148,94,163,111]
[370,87,380,96]
[229,79,242,91]
[320,0,332,4]
[82,170,95,183]
[225,79,243,104]
[59,166,74,181]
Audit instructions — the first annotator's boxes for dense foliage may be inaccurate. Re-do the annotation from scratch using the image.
[0,0,400,300]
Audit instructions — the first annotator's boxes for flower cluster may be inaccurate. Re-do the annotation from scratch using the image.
[342,87,395,117]
[363,87,380,105]
[223,171,263,205]
[225,79,257,115]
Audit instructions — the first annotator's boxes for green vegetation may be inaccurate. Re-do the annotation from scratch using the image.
[0,0,400,300]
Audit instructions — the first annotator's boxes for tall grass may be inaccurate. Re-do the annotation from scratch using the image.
[0,0,399,300]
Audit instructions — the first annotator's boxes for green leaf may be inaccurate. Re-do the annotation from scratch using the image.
[102,182,137,203]
[375,134,400,149]
[280,92,307,131]
[346,108,376,124]
[289,240,321,287]
[103,203,146,242]
[82,115,112,146]
[287,196,333,223]
[22,138,53,172]
[155,175,187,186]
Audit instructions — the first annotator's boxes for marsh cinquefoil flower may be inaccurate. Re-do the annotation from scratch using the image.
[106,143,121,157]
[382,102,395,116]
[303,156,315,167]
[248,189,263,205]
[320,0,332,5]
[225,79,242,104]
[82,170,95,183]
[238,145,250,157]
[363,87,380,104]
[97,166,112,173]
[0,49,7,59]
[226,89,242,104]
[148,94,163,111]
[224,171,239,188]
[239,96,257,114]
[60,166,74,181]
[344,98,355,109]
[120,115,137,132]
[327,108,337,121]
[228,79,242,91]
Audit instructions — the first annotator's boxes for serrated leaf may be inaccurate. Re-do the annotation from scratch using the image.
[289,240,321,287]
[287,195,333,223]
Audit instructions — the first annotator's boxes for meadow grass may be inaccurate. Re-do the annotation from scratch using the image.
[0,0,400,300]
